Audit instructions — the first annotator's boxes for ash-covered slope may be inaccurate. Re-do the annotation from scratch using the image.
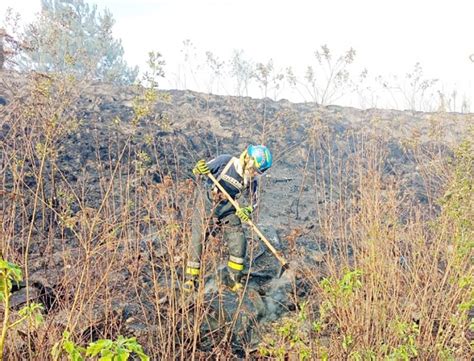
[0,77,472,353]
[1,78,472,248]
[39,84,473,225]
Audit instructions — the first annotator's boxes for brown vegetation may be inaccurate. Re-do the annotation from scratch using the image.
[0,66,472,360]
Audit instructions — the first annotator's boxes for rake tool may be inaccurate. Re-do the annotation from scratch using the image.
[207,173,290,278]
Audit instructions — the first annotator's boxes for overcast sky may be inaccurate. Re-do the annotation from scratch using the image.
[1,0,473,109]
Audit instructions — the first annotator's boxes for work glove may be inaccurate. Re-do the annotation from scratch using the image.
[192,159,210,175]
[236,206,253,222]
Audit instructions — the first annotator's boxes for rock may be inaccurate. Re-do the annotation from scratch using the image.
[9,286,41,309]
[200,285,266,351]
[261,265,297,322]
[255,225,281,249]
[124,320,149,337]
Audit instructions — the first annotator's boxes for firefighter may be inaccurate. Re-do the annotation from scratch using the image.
[183,145,272,293]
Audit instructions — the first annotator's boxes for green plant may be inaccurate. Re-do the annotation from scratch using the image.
[349,349,377,361]
[258,302,312,360]
[52,331,149,361]
[320,269,363,304]
[86,335,149,361]
[143,51,165,89]
[0,259,43,359]
[342,334,354,351]
[386,320,419,360]
[436,344,456,361]
[51,331,86,361]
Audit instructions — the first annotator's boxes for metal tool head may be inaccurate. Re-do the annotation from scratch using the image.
[277,262,290,278]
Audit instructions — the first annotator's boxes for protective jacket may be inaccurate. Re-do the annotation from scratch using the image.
[205,154,259,210]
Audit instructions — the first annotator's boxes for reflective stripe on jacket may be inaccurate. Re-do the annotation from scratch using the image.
[205,154,259,207]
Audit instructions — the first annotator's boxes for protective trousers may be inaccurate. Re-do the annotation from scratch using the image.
[186,186,247,282]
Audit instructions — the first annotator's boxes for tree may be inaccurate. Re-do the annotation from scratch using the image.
[174,39,201,89]
[1,8,27,71]
[204,50,225,94]
[254,59,272,99]
[20,0,138,84]
[230,49,254,97]
[253,59,284,100]
[287,45,357,105]
[377,62,438,111]
[142,51,165,89]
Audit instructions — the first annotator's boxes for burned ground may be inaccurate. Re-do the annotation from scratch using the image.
[0,73,472,358]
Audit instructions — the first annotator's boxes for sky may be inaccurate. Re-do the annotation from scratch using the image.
[1,0,473,109]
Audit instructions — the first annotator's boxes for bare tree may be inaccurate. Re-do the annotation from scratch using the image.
[252,59,284,100]
[204,51,225,94]
[175,39,201,90]
[287,45,357,105]
[378,63,438,111]
[0,9,27,71]
[229,49,254,97]
[436,87,471,113]
[353,68,383,109]
[0,29,25,70]
[254,59,273,99]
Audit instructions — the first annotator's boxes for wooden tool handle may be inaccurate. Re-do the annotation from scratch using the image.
[207,173,288,267]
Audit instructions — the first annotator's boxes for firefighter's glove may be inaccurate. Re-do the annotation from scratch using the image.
[236,206,253,223]
[192,160,210,175]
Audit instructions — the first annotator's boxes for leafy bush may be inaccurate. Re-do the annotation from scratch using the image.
[52,331,149,361]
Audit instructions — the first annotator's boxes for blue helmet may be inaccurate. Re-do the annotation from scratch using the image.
[247,145,272,174]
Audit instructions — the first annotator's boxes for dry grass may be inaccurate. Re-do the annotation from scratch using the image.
[266,127,473,360]
[0,71,472,360]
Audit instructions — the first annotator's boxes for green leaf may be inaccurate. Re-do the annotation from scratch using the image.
[17,302,44,328]
[0,260,9,270]
[34,312,44,327]
[98,349,114,361]
[116,349,130,361]
[136,351,150,361]
[63,340,84,361]
[64,340,75,354]
[126,342,149,361]
[71,350,85,361]
[8,262,23,283]
[87,339,113,356]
